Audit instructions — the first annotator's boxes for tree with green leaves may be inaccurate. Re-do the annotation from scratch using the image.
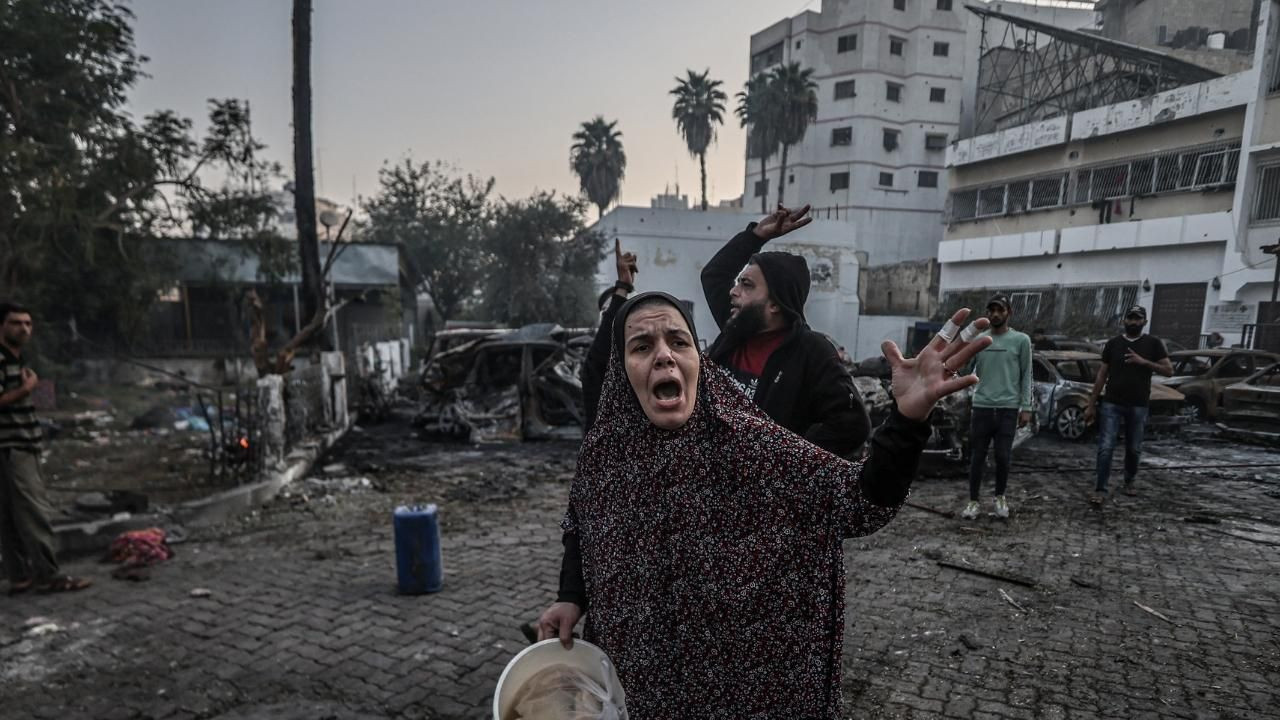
[479,193,605,327]
[570,117,626,220]
[736,73,781,214]
[769,63,818,208]
[361,159,494,323]
[670,69,727,212]
[0,0,285,359]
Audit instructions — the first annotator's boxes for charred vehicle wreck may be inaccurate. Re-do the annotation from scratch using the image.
[415,324,590,443]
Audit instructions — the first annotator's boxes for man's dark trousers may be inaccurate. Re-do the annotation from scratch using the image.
[0,448,60,583]
[969,407,1018,501]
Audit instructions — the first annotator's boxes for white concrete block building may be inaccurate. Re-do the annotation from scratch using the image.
[939,0,1280,351]
[743,0,1096,268]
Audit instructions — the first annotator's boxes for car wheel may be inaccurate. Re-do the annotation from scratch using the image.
[1182,398,1206,424]
[1055,405,1088,441]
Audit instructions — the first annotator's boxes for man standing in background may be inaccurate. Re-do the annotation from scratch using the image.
[961,294,1033,520]
[1085,305,1172,504]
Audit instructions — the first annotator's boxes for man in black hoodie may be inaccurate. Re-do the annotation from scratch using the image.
[701,204,871,457]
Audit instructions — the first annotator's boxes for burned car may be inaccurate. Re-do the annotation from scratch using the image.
[1032,351,1187,440]
[1217,362,1280,441]
[1157,349,1280,422]
[416,324,590,443]
[851,355,1036,462]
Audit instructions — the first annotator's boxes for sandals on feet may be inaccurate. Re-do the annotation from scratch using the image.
[36,575,92,593]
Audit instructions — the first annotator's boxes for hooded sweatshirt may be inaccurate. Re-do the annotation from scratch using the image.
[700,225,871,458]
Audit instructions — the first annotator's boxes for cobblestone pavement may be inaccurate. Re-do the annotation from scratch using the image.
[2,416,1277,719]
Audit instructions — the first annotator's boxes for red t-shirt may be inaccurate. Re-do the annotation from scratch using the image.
[727,329,788,398]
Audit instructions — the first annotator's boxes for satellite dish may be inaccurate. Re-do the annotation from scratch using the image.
[319,209,340,228]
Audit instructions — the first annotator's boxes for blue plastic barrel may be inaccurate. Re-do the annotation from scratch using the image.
[393,504,444,594]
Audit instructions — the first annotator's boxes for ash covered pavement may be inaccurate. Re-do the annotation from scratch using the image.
[2,413,1277,720]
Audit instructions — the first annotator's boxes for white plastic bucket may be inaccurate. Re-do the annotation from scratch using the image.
[1207,32,1226,49]
[492,638,626,719]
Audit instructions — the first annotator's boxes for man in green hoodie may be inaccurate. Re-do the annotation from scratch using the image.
[960,294,1032,520]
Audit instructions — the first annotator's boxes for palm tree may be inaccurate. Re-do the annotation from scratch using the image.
[736,73,780,214]
[670,69,727,211]
[769,62,818,208]
[570,117,626,220]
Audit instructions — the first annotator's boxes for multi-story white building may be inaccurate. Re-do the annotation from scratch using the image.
[938,0,1280,351]
[743,0,1096,270]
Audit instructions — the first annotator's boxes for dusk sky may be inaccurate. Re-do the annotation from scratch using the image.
[126,0,818,214]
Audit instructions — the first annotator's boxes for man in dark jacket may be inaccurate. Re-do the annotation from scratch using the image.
[700,204,871,457]
[581,238,637,430]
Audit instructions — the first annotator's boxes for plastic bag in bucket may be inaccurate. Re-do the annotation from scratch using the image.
[493,639,627,720]
[505,659,626,720]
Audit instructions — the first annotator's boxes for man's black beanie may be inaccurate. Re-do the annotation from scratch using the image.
[749,251,810,324]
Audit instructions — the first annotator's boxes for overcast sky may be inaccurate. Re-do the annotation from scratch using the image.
[126,0,818,213]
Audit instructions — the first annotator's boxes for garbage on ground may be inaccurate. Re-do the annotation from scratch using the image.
[105,528,175,581]
[416,324,590,443]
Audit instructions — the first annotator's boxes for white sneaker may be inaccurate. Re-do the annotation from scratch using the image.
[961,501,980,520]
[994,496,1010,519]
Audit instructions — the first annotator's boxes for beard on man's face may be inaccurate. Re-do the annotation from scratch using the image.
[1124,321,1144,337]
[723,300,768,344]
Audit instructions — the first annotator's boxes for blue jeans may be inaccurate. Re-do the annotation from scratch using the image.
[1095,402,1148,492]
[969,407,1018,501]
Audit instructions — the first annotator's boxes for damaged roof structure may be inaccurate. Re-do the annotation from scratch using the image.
[971,5,1222,135]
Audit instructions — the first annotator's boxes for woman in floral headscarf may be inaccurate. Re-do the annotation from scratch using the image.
[537,292,991,719]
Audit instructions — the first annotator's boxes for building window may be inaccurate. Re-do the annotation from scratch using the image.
[878,172,895,187]
[933,42,950,57]
[830,172,850,191]
[918,171,939,188]
[754,179,769,197]
[751,42,784,74]
[1255,164,1280,221]
[883,129,900,151]
[925,133,948,150]
[795,40,802,49]
[937,0,953,9]
[837,33,857,53]
[889,36,905,56]
[834,79,857,99]
[894,0,906,9]
[929,87,946,103]
[886,82,903,102]
[789,174,795,184]
[831,127,853,146]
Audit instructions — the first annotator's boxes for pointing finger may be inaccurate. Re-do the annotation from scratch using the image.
[614,237,621,258]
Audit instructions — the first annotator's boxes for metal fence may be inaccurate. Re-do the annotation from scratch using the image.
[1253,164,1280,222]
[947,140,1242,223]
[1243,323,1280,353]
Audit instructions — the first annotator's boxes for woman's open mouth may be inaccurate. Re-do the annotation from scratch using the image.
[651,379,683,409]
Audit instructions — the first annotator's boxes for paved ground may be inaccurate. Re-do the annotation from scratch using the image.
[2,413,1278,719]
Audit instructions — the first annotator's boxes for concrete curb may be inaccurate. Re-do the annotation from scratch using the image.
[54,423,351,555]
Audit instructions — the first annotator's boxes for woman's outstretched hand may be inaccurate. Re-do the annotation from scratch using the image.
[881,308,993,422]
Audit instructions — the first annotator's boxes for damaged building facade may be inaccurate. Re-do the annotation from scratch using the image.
[940,0,1280,351]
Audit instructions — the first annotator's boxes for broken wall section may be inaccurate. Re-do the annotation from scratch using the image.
[256,351,351,471]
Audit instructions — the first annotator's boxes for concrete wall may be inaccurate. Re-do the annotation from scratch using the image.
[951,108,1245,184]
[1098,0,1259,74]
[850,314,924,362]
[591,207,863,354]
[859,258,940,317]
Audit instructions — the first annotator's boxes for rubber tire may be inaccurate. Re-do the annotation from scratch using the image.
[1055,404,1088,441]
